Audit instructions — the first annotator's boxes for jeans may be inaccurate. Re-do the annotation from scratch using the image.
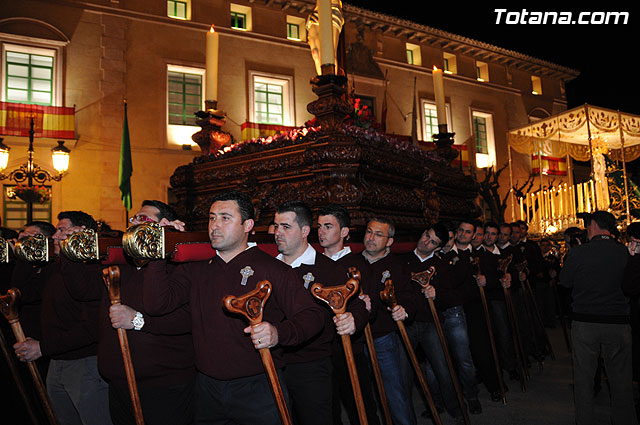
[571,321,637,425]
[406,321,461,417]
[442,306,479,401]
[46,356,112,425]
[371,332,416,425]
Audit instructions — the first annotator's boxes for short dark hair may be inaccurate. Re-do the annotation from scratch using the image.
[142,200,178,222]
[57,211,98,231]
[277,200,313,228]
[509,222,520,230]
[484,221,499,233]
[499,223,512,234]
[25,221,56,237]
[369,217,396,238]
[516,220,529,231]
[585,210,617,233]
[627,222,640,240]
[212,190,255,222]
[431,222,450,248]
[318,204,351,228]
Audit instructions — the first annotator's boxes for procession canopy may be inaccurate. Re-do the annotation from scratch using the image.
[507,104,640,162]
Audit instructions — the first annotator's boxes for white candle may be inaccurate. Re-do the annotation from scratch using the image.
[205,25,219,101]
[432,66,446,126]
[318,0,334,70]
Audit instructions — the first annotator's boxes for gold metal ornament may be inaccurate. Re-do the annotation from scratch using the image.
[14,234,49,263]
[0,238,8,264]
[123,223,165,260]
[60,229,99,262]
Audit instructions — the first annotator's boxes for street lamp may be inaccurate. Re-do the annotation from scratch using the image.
[0,116,71,223]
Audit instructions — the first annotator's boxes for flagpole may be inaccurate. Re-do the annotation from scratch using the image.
[119,98,133,227]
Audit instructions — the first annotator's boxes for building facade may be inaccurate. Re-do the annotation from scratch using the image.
[0,0,578,230]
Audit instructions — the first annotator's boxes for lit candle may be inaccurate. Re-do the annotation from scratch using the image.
[577,183,583,213]
[432,66,446,126]
[205,25,219,101]
[520,197,525,221]
[318,0,334,71]
[550,188,555,218]
[559,184,564,217]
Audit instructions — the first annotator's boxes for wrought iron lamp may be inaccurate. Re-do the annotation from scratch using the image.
[0,116,71,222]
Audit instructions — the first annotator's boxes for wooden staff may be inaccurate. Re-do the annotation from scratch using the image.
[0,320,39,425]
[409,269,469,425]
[223,280,292,425]
[517,261,556,360]
[379,276,445,425]
[311,276,367,425]
[102,266,145,425]
[498,256,527,391]
[0,288,60,425]
[470,256,507,404]
[347,268,392,425]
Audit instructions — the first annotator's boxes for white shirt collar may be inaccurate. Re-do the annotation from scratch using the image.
[362,247,390,264]
[277,243,316,268]
[216,242,257,261]
[481,244,501,255]
[451,243,471,254]
[325,246,351,261]
[413,248,435,262]
[497,241,511,249]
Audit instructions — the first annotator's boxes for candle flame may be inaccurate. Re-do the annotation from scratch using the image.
[433,65,439,71]
[209,25,215,33]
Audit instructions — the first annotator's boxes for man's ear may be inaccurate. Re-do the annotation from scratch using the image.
[243,219,255,233]
[340,226,350,239]
[301,225,310,239]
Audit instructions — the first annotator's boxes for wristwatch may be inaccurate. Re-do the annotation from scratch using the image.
[131,311,145,331]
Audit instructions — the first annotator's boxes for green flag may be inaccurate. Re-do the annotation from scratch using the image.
[119,102,133,211]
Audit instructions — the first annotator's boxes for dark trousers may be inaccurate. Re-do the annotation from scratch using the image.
[284,356,333,425]
[332,346,381,425]
[109,380,195,425]
[465,300,501,393]
[195,370,289,425]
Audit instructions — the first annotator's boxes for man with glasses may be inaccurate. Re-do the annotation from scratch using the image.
[362,217,417,425]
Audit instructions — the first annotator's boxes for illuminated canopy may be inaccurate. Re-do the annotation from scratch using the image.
[507,104,640,162]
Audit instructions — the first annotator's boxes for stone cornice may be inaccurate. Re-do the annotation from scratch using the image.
[340,3,579,82]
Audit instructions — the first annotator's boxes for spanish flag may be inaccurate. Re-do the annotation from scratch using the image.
[532,154,567,176]
[0,102,75,139]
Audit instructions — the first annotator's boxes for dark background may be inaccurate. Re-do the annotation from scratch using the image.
[345,2,639,115]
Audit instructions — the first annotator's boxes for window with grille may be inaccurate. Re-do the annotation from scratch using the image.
[254,81,284,125]
[167,0,188,19]
[5,50,54,105]
[2,185,52,230]
[474,115,488,154]
[231,12,247,29]
[168,71,202,126]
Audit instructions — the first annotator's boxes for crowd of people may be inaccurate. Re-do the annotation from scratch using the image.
[0,191,638,425]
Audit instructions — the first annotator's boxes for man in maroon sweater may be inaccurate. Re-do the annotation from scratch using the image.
[361,217,417,425]
[317,204,381,425]
[13,211,112,425]
[273,200,368,425]
[62,200,195,425]
[142,190,326,424]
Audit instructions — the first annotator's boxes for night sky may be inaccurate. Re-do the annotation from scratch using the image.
[345,2,640,115]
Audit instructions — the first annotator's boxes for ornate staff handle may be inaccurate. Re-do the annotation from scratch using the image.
[381,277,444,425]
[222,280,292,425]
[311,277,367,425]
[0,288,60,425]
[102,266,145,425]
[410,269,469,425]
[347,267,392,425]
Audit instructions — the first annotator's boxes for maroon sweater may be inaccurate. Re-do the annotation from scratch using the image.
[37,258,99,360]
[284,251,369,364]
[142,246,326,380]
[360,251,416,339]
[11,260,47,340]
[61,259,196,388]
[402,251,452,322]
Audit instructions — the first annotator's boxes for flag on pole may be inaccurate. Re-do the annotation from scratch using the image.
[119,101,133,211]
[381,70,388,133]
[410,77,417,144]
